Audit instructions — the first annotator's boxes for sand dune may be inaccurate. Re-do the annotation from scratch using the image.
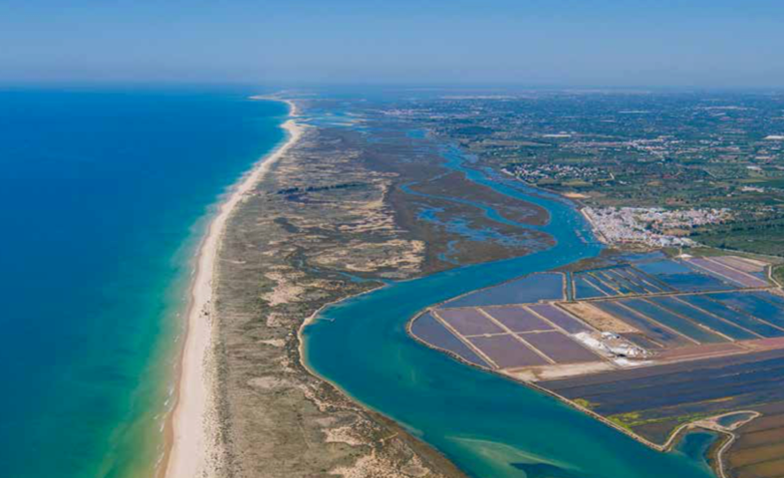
[164,101,302,478]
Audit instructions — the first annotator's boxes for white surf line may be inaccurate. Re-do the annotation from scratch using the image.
[165,109,303,478]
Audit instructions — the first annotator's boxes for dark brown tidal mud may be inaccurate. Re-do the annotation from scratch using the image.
[724,401,784,478]
[407,171,550,227]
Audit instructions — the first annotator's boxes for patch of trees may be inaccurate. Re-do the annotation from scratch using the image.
[275,182,365,195]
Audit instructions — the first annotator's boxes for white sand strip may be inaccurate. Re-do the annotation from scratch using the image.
[164,101,302,478]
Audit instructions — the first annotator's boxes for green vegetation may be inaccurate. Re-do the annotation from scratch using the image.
[573,398,595,410]
[399,92,784,257]
[692,222,784,257]
[773,264,784,286]
[608,410,726,434]
[608,412,639,431]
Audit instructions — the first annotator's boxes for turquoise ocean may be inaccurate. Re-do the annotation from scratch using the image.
[0,88,287,478]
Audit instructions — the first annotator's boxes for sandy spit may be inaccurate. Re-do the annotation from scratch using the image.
[163,99,302,478]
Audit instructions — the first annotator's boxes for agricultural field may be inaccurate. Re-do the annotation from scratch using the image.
[394,92,784,257]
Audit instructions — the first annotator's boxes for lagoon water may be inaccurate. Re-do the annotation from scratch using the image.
[0,89,287,478]
[304,145,717,477]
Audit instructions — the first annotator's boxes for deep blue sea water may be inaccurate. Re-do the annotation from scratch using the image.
[0,88,287,478]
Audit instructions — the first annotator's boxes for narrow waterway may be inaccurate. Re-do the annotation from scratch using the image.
[303,141,716,477]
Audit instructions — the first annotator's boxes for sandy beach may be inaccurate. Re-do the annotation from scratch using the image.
[163,99,301,478]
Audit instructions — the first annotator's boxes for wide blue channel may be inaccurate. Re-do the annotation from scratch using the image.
[304,139,717,477]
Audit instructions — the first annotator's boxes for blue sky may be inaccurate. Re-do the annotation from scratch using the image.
[1,0,782,87]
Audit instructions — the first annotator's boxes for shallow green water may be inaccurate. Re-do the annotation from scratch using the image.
[303,148,716,477]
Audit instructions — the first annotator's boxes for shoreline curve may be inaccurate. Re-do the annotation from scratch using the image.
[161,98,301,478]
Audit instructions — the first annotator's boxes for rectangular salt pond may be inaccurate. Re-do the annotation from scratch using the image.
[710,292,784,329]
[620,267,673,293]
[574,275,607,299]
[680,295,784,338]
[527,303,591,334]
[657,274,734,293]
[634,259,734,292]
[481,306,554,333]
[410,313,490,367]
[636,259,695,276]
[594,301,692,347]
[470,334,549,368]
[711,256,766,274]
[687,258,768,288]
[592,270,641,295]
[622,333,665,351]
[584,274,620,296]
[444,272,564,307]
[602,269,648,294]
[590,271,630,294]
[753,291,784,308]
[436,308,503,336]
[521,331,599,363]
[619,299,726,343]
[628,267,676,292]
[649,297,759,341]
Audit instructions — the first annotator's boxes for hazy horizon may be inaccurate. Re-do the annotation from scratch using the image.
[2,0,782,88]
